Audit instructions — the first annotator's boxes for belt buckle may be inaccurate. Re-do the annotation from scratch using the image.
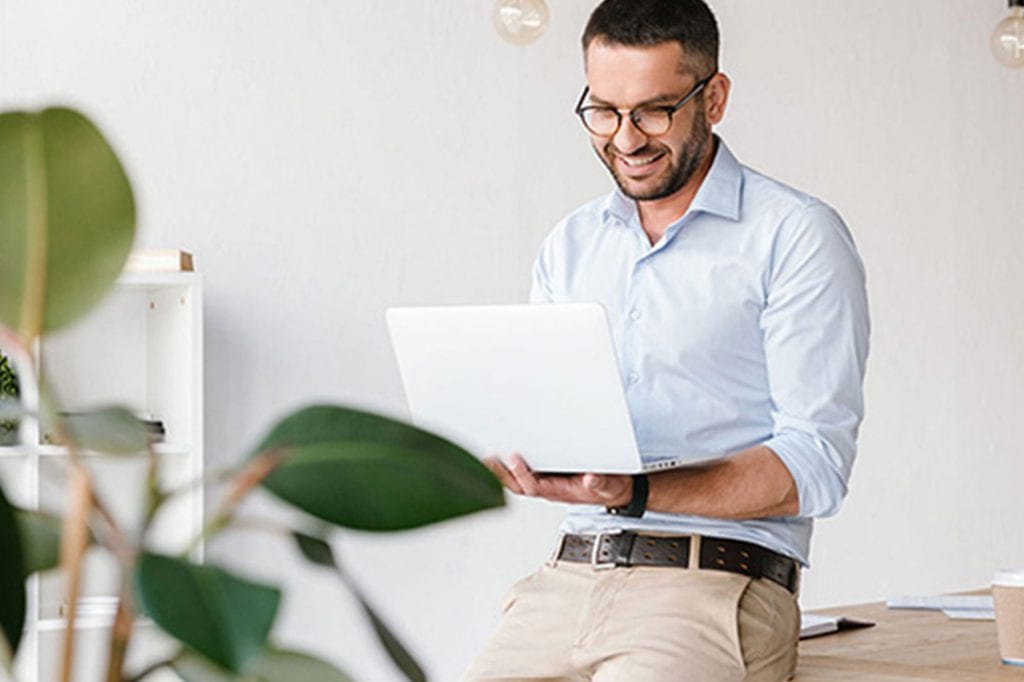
[590,529,623,570]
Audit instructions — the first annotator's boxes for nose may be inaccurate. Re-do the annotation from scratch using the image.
[611,116,648,155]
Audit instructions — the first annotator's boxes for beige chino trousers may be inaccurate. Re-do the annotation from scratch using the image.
[464,559,799,682]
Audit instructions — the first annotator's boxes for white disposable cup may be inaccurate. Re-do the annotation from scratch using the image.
[993,569,1024,666]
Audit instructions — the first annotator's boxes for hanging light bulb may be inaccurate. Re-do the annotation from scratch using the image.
[493,0,549,46]
[991,0,1024,68]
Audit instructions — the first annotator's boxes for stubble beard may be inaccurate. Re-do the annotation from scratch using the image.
[598,107,712,202]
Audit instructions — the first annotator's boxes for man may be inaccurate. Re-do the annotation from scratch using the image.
[466,0,869,680]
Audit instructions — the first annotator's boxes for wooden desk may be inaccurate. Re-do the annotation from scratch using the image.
[795,594,1024,680]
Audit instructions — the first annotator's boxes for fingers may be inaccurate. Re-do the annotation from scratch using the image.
[506,454,541,496]
[482,454,549,498]
[485,455,632,507]
[489,453,550,499]
[482,456,524,495]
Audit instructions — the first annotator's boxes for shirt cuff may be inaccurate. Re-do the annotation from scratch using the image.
[763,430,850,518]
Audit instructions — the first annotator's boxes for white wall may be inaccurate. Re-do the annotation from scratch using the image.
[2,1,1022,680]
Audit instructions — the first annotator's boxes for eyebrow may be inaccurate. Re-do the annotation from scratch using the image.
[586,92,683,108]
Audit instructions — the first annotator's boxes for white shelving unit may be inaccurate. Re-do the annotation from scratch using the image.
[0,271,203,682]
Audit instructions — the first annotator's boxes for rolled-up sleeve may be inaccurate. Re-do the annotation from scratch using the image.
[760,202,870,518]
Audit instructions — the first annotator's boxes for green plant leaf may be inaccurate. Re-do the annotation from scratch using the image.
[134,553,281,674]
[292,531,335,568]
[62,406,148,455]
[0,353,19,400]
[352,587,427,682]
[172,648,353,682]
[291,532,426,682]
[0,107,135,340]
[14,508,62,576]
[0,484,26,655]
[256,405,503,531]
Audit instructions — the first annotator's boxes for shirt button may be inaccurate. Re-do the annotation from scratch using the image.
[628,372,640,384]
[630,309,642,321]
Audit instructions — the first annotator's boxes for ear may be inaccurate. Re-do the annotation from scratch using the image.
[705,72,731,125]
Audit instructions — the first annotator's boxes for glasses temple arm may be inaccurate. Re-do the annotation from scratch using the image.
[574,86,590,114]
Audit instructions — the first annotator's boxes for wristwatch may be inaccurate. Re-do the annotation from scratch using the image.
[606,473,649,518]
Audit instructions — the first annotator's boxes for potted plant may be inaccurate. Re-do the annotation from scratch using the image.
[0,108,503,681]
[0,353,17,445]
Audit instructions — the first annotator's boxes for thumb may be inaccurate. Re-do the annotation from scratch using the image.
[582,473,621,501]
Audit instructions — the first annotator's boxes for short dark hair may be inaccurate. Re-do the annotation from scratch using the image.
[582,0,719,77]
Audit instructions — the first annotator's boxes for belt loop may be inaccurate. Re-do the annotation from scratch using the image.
[615,530,637,565]
[688,534,702,569]
[548,532,566,567]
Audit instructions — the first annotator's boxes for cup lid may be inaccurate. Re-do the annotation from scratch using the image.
[993,569,1024,587]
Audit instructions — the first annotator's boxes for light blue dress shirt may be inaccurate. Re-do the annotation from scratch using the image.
[530,139,869,566]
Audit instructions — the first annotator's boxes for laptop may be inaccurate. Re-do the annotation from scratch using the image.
[385,303,722,474]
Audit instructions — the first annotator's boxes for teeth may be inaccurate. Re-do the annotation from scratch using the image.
[622,153,663,167]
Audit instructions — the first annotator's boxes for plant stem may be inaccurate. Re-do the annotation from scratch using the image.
[108,447,162,682]
[104,554,139,682]
[58,462,92,682]
[140,445,162,536]
[218,515,294,538]
[143,458,246,549]
[36,379,134,682]
[160,462,244,504]
[36,377,89,682]
[183,449,284,556]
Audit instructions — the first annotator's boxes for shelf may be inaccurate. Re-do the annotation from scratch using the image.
[15,261,203,680]
[36,443,193,457]
[115,272,199,290]
[37,616,154,632]
[38,615,114,632]
[0,445,33,458]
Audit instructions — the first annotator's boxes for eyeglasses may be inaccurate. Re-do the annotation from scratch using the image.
[574,72,716,137]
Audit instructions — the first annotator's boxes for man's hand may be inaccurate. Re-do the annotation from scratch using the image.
[483,454,633,507]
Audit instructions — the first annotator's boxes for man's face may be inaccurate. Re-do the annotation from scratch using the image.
[583,41,713,202]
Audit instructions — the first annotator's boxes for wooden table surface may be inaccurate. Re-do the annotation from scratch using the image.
[795,592,1024,680]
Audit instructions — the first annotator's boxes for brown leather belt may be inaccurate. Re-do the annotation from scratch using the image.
[556,532,800,594]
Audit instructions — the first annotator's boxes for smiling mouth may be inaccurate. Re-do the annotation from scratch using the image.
[619,151,665,167]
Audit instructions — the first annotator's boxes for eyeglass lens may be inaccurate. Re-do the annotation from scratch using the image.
[581,108,673,136]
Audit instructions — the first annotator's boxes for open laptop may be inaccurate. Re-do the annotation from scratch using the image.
[386,303,722,474]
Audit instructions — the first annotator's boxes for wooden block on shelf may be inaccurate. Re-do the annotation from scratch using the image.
[125,250,194,273]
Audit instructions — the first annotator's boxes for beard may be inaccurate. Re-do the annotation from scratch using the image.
[596,105,712,202]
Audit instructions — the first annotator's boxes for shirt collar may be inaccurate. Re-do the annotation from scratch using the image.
[603,185,638,226]
[601,136,743,226]
[689,137,743,222]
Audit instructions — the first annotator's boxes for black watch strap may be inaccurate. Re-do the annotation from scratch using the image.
[606,473,649,518]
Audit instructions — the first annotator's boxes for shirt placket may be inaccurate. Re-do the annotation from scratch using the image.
[619,223,654,453]
[618,213,692,458]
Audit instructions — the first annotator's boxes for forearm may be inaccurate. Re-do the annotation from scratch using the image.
[646,445,799,519]
[485,445,800,519]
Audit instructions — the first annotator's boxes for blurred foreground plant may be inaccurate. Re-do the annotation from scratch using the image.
[0,108,503,681]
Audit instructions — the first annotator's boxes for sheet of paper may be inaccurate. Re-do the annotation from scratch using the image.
[886,595,993,611]
[800,614,875,639]
[800,614,839,638]
[943,608,995,620]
